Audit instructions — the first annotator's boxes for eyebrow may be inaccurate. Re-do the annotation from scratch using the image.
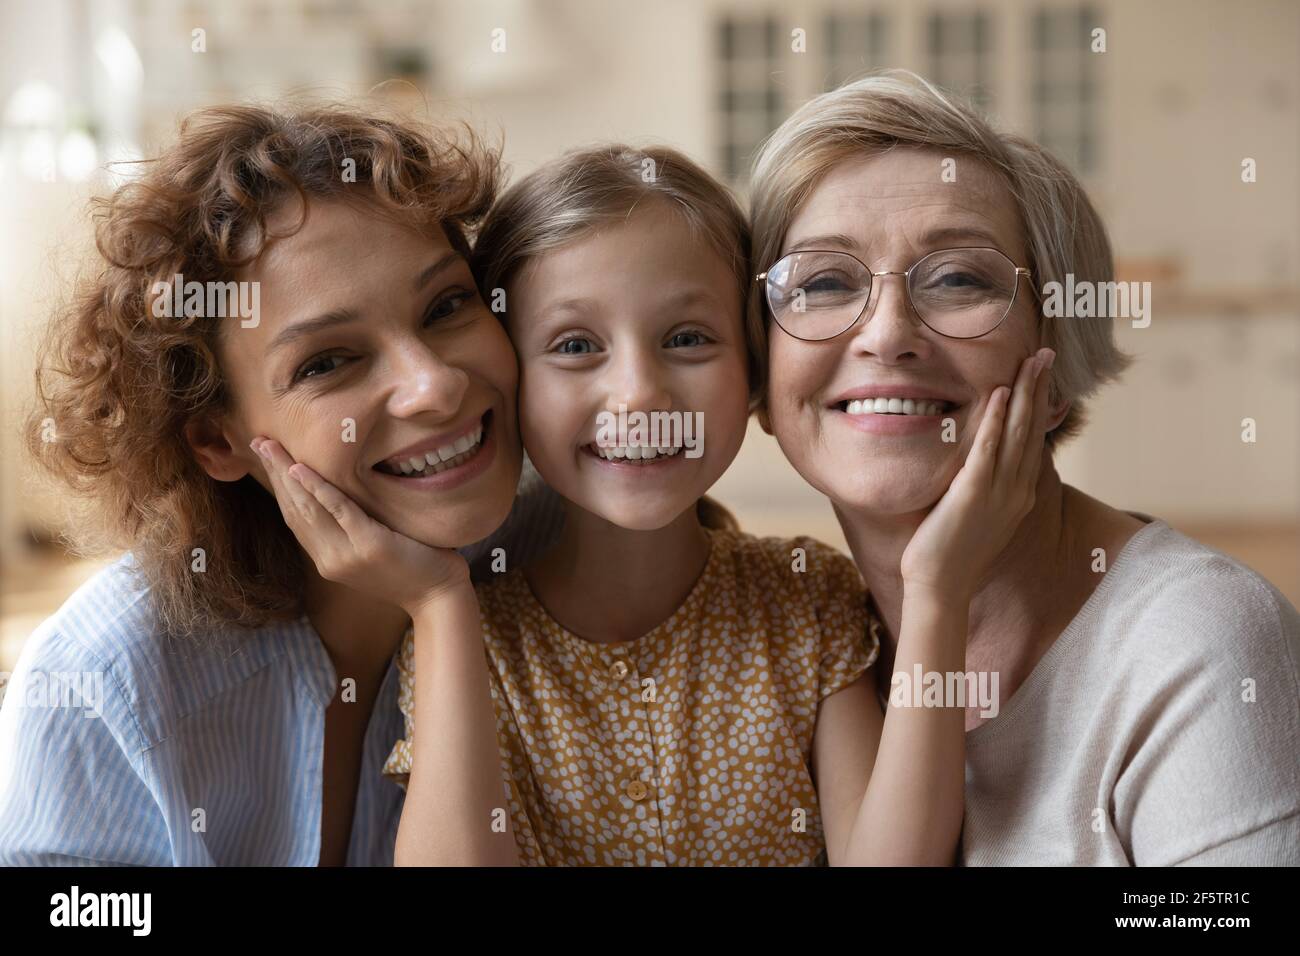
[533,287,726,328]
[783,225,1008,256]
[267,252,465,355]
[413,251,464,292]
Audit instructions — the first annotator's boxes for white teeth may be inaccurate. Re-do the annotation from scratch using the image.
[844,398,948,416]
[383,422,486,476]
[591,444,682,462]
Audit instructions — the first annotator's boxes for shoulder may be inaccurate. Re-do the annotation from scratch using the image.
[1101,521,1299,672]
[719,530,863,593]
[1075,521,1300,861]
[712,531,867,627]
[10,553,310,750]
[473,567,535,638]
[12,555,160,714]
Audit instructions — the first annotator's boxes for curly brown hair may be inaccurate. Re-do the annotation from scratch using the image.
[25,102,500,640]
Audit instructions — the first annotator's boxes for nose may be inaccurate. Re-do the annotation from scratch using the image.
[603,344,673,415]
[848,272,935,363]
[384,341,471,419]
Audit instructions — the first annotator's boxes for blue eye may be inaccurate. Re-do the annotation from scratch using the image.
[556,337,595,354]
[667,330,709,348]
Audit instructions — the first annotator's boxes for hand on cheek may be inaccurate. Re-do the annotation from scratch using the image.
[903,348,1056,596]
[248,435,472,614]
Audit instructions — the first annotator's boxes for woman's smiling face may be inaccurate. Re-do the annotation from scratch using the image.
[505,200,750,531]
[764,146,1065,516]
[201,198,522,549]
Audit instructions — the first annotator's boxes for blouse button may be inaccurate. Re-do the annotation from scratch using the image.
[608,660,630,680]
[626,780,649,801]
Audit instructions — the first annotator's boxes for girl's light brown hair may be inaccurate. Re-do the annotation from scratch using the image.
[472,143,751,531]
[25,102,499,639]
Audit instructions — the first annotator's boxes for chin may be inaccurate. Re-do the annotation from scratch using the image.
[579,497,691,533]
[388,480,519,550]
[407,511,505,550]
[835,477,948,516]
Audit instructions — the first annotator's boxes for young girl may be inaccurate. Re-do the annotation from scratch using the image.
[258,145,1051,865]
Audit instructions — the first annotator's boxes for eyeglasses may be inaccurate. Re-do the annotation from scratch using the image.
[757,246,1033,342]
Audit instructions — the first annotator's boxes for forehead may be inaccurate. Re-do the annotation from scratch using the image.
[251,199,440,283]
[518,200,734,295]
[785,146,1027,261]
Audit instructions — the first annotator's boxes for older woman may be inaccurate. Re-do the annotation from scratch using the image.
[0,104,558,865]
[749,72,1300,865]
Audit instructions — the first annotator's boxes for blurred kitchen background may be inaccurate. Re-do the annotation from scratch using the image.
[2,0,1297,671]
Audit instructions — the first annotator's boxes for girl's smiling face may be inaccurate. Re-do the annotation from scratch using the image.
[506,200,750,531]
[190,198,523,549]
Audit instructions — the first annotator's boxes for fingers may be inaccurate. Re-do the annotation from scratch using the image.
[252,438,348,550]
[962,384,1010,494]
[995,349,1046,485]
[287,461,378,543]
[1016,349,1056,487]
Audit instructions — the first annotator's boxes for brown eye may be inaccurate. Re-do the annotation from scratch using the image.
[294,353,348,382]
[423,290,475,326]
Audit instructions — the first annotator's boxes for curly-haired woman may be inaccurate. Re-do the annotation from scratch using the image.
[0,104,556,865]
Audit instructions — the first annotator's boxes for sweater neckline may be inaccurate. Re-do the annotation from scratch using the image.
[964,513,1166,745]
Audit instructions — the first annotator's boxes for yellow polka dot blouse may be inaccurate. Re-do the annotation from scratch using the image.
[382,528,881,865]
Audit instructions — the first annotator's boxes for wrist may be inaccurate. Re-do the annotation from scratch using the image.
[901,577,976,613]
[403,574,475,621]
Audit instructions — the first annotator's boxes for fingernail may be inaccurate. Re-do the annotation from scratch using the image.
[250,439,266,458]
[1044,349,1057,371]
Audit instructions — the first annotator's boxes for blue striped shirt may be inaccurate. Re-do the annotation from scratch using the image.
[0,459,566,866]
[0,554,406,865]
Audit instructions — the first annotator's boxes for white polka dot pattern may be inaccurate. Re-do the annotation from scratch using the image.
[383,529,881,865]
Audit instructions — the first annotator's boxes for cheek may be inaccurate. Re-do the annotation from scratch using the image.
[286,413,358,485]
[766,339,823,424]
[517,365,573,456]
[467,316,519,396]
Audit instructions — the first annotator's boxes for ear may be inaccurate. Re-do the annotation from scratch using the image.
[1045,395,1071,434]
[184,414,254,482]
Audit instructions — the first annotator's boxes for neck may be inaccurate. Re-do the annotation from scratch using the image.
[837,457,1074,660]
[525,502,712,644]
[301,560,410,685]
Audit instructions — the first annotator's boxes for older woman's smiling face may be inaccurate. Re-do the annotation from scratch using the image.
[765,146,1061,515]
[196,198,522,549]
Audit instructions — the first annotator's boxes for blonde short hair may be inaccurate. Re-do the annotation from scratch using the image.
[748,70,1132,450]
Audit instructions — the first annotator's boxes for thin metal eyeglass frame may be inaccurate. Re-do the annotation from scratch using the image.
[756,246,1034,342]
